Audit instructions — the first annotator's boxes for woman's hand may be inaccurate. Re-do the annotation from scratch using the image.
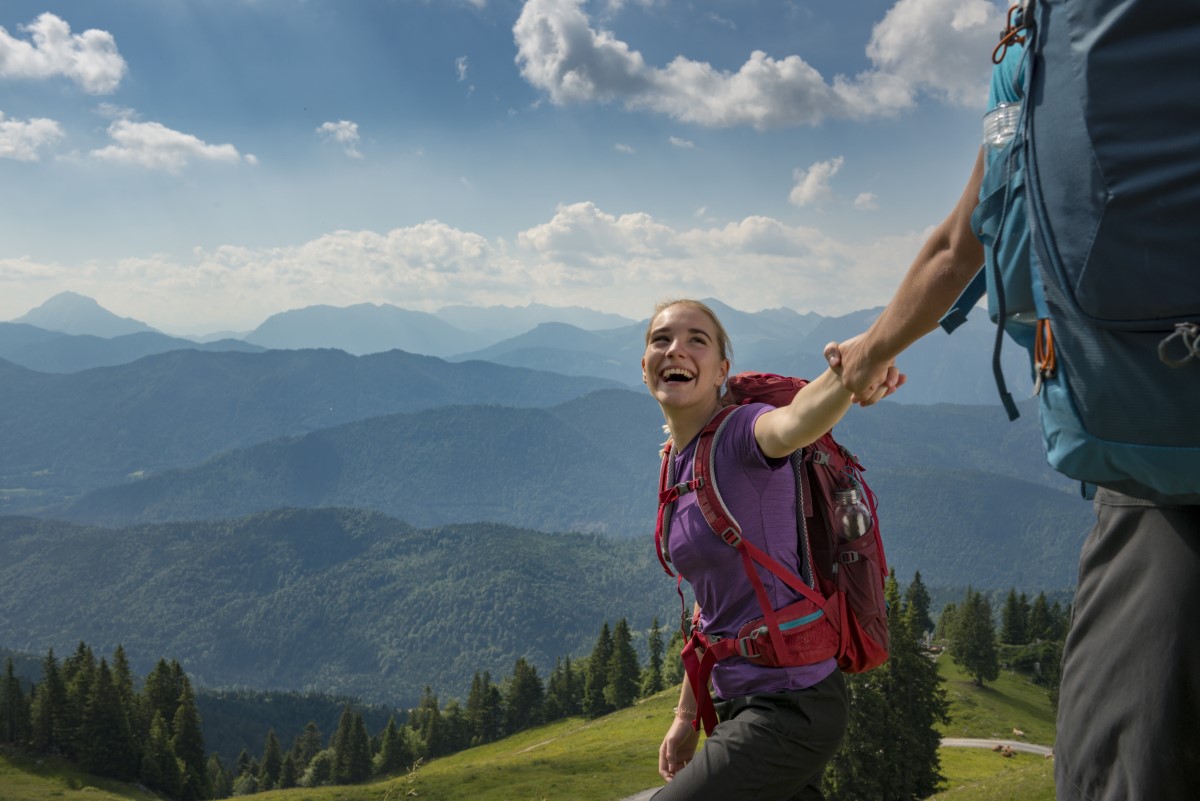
[658,717,702,781]
[825,335,906,406]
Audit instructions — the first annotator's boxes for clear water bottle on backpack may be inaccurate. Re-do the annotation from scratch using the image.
[833,487,872,541]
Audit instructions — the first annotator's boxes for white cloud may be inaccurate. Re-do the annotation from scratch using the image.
[668,136,694,149]
[0,111,64,161]
[614,143,635,154]
[513,0,1000,129]
[854,192,880,210]
[90,120,249,173]
[704,13,737,31]
[317,120,364,159]
[0,202,927,331]
[0,13,127,94]
[789,157,844,207]
[456,55,469,82]
[866,0,1001,106]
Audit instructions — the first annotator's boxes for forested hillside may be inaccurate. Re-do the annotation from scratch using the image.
[46,390,1092,588]
[0,509,668,707]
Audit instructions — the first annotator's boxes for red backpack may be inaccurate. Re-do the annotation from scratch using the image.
[655,372,890,735]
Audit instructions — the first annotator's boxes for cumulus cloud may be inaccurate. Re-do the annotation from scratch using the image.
[614,143,635,153]
[0,111,64,161]
[513,0,1000,128]
[317,120,364,159]
[0,13,127,94]
[867,0,1002,106]
[456,55,469,81]
[0,202,926,330]
[790,157,844,207]
[90,120,252,173]
[668,136,694,149]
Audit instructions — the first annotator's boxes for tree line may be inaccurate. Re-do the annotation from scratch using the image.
[0,616,672,797]
[0,643,209,799]
[939,587,1069,697]
[1,578,1067,800]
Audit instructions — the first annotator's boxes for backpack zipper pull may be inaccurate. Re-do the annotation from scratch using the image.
[1033,319,1056,395]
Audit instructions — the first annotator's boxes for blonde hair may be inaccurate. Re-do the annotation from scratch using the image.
[644,298,734,366]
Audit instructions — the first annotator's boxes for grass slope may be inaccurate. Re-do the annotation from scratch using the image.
[0,750,159,801]
[937,657,1056,745]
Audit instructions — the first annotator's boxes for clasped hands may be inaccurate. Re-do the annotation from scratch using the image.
[824,334,905,406]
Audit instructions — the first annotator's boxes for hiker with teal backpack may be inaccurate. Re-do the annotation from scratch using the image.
[644,299,895,800]
[829,2,1200,799]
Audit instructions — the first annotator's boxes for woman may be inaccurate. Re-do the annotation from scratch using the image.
[642,299,893,801]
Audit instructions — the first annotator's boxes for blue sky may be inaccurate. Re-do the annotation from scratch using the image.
[1,0,1005,335]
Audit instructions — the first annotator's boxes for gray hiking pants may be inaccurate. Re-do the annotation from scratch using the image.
[1056,488,1200,801]
[651,671,847,801]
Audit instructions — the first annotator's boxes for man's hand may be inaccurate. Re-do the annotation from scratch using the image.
[825,335,905,406]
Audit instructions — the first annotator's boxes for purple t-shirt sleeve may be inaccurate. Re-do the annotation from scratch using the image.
[668,403,836,697]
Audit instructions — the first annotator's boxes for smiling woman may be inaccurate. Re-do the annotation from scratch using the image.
[638,298,898,801]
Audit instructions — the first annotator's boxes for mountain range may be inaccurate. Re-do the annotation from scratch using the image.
[0,348,622,510]
[5,293,1034,405]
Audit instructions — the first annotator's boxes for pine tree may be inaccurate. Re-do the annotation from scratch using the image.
[1000,588,1029,644]
[290,721,324,772]
[346,713,372,782]
[141,658,182,744]
[641,616,666,696]
[504,657,544,735]
[142,711,182,798]
[374,716,410,776]
[171,676,210,801]
[30,649,65,753]
[259,727,283,790]
[892,573,950,799]
[411,688,447,758]
[331,705,356,782]
[440,700,469,755]
[934,602,958,642]
[78,659,138,780]
[60,642,96,758]
[1,658,31,747]
[466,671,503,744]
[235,747,253,778]
[279,751,299,789]
[605,618,641,710]
[207,753,233,799]
[583,622,615,717]
[1028,591,1053,642]
[952,588,999,687]
[544,657,579,721]
[1050,600,1068,641]
[903,571,934,637]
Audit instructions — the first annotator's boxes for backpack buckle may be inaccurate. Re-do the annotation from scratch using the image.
[720,527,742,547]
[838,552,861,564]
[737,627,766,658]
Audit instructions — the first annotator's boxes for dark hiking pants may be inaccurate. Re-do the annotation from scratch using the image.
[652,670,848,801]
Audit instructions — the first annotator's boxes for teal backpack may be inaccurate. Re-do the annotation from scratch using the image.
[941,0,1200,502]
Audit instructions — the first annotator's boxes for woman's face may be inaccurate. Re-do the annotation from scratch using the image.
[642,303,729,411]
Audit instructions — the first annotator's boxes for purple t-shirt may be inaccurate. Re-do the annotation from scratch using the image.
[667,403,835,698]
